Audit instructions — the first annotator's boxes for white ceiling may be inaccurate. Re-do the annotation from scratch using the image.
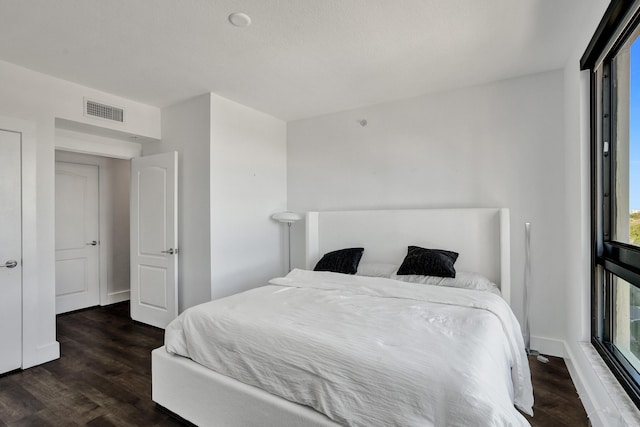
[0,0,604,121]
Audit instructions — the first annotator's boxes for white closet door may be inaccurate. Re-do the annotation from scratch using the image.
[130,151,178,329]
[55,162,100,314]
[0,129,22,374]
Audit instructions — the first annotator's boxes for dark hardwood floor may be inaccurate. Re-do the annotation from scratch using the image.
[0,303,180,427]
[524,355,590,426]
[0,303,588,426]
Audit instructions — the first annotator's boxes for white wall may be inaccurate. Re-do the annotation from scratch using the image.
[55,126,142,159]
[0,59,160,140]
[287,70,566,352]
[54,149,131,305]
[111,158,131,298]
[143,93,288,308]
[210,94,287,299]
[143,94,212,312]
[0,58,160,368]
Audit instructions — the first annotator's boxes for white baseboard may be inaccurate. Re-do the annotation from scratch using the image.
[530,335,565,357]
[22,341,60,369]
[104,290,130,305]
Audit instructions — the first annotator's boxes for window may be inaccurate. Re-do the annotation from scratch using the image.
[613,277,640,372]
[584,0,640,408]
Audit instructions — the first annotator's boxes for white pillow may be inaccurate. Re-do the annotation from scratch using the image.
[390,271,500,294]
[356,262,399,278]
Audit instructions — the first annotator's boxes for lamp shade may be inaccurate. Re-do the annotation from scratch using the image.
[271,211,302,223]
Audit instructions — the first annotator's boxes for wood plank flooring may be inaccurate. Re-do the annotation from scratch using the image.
[0,302,589,426]
[524,355,590,426]
[0,303,180,427]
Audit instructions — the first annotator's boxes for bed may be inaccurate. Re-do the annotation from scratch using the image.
[152,208,532,426]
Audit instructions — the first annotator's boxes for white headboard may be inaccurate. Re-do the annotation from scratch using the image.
[305,208,511,304]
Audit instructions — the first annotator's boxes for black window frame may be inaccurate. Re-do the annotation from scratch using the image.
[584,0,640,409]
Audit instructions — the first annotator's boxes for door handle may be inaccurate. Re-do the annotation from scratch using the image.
[0,260,18,268]
[86,241,98,246]
[161,248,178,255]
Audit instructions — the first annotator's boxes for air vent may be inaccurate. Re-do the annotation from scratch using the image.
[84,98,124,123]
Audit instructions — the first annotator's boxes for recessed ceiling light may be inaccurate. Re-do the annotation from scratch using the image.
[228,12,251,28]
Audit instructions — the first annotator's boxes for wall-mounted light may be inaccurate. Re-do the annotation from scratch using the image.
[357,119,368,127]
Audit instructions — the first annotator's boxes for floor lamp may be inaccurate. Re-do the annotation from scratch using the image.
[271,211,303,272]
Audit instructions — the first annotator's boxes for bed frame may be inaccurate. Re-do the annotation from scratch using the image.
[152,208,510,426]
[305,208,510,303]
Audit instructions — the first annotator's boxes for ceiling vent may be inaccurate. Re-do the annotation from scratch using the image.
[84,98,125,123]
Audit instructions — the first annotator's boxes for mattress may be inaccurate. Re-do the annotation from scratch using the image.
[165,269,533,427]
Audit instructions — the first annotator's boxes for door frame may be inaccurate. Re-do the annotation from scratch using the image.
[0,128,23,373]
[0,116,61,369]
[55,154,127,307]
[54,159,100,314]
[54,130,142,307]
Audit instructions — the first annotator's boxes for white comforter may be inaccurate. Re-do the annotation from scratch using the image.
[165,269,533,427]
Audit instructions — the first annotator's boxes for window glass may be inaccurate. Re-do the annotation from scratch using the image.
[614,35,640,245]
[614,276,640,373]
[632,37,640,245]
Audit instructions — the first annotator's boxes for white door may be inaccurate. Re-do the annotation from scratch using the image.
[131,151,178,329]
[55,162,100,314]
[0,129,22,374]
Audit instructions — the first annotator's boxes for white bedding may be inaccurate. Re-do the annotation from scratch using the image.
[165,269,533,427]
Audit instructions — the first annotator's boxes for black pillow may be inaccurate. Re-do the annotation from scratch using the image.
[314,248,364,275]
[396,246,459,278]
